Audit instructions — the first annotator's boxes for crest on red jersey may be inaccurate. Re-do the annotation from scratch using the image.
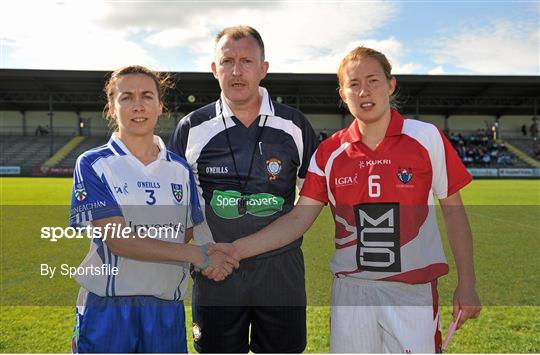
[397,167,413,184]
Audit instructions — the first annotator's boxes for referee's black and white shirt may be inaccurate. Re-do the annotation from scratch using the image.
[169,87,317,258]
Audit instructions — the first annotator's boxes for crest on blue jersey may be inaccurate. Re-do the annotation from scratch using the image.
[266,158,282,181]
[171,183,183,203]
[74,183,87,201]
[397,167,413,184]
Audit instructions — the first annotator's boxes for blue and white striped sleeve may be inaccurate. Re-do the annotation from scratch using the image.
[186,168,203,228]
[69,154,122,227]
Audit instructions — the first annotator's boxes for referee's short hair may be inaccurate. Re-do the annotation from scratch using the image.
[215,26,265,61]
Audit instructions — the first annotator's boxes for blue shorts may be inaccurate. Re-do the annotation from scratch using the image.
[72,291,187,353]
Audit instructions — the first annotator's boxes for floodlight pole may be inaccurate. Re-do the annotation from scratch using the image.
[534,97,538,125]
[48,92,54,156]
[77,112,84,136]
[533,98,538,148]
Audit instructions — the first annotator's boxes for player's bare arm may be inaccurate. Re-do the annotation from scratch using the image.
[439,191,482,329]
[93,216,239,280]
[207,196,324,261]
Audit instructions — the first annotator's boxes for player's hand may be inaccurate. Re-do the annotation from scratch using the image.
[201,250,239,281]
[208,242,241,261]
[452,283,482,329]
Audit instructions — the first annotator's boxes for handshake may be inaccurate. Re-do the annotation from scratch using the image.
[195,243,242,281]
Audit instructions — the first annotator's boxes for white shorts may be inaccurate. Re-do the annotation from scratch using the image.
[330,277,442,353]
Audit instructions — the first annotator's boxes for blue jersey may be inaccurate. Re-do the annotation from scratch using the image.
[69,134,203,300]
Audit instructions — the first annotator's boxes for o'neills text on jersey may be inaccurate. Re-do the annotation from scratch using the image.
[137,181,161,188]
[206,166,229,174]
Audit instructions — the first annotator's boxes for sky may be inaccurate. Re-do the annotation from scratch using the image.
[0,0,538,75]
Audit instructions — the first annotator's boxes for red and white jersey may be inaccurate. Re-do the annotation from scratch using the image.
[300,110,471,284]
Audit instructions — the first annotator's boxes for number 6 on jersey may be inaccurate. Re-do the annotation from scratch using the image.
[368,175,381,197]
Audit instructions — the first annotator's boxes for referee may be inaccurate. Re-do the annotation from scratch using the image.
[169,26,317,353]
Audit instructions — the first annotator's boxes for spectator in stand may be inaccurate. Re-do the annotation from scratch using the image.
[533,145,540,160]
[318,128,329,143]
[35,125,49,136]
[530,122,539,139]
[448,130,515,167]
[521,124,527,137]
[482,153,491,166]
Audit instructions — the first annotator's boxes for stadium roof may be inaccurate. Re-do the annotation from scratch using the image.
[1,69,539,117]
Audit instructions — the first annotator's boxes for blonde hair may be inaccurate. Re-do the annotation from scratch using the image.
[337,46,392,87]
[337,46,398,109]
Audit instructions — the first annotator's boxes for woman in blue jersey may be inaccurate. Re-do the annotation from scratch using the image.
[69,65,238,353]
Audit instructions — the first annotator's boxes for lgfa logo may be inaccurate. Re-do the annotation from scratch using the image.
[335,173,358,187]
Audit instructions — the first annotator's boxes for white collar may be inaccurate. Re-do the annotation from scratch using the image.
[109,133,167,160]
[216,86,275,119]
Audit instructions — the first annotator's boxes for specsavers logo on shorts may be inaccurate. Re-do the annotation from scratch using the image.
[210,190,285,219]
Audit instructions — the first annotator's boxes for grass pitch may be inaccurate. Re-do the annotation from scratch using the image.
[0,178,539,353]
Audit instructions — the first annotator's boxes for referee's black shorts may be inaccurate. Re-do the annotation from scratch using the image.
[192,247,307,353]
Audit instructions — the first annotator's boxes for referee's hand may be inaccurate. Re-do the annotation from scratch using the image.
[208,243,241,262]
[202,244,240,281]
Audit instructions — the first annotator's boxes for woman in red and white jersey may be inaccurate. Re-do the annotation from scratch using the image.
[208,46,482,353]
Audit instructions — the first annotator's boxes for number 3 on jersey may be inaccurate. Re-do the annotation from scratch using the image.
[368,175,381,197]
[145,189,156,205]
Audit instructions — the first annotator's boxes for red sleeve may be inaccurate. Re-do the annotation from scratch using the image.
[299,148,329,204]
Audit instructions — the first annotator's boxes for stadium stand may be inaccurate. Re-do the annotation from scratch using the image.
[56,136,110,168]
[42,136,86,167]
[447,130,531,168]
[56,134,170,168]
[504,138,540,161]
[0,135,72,175]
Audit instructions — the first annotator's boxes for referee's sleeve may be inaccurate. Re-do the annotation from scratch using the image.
[168,115,191,158]
[297,112,317,179]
